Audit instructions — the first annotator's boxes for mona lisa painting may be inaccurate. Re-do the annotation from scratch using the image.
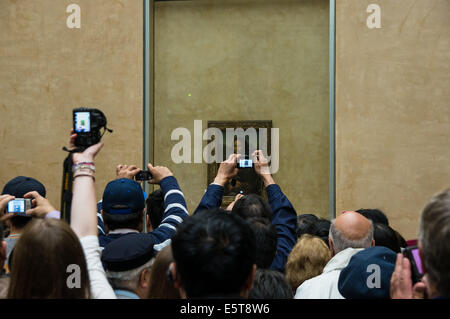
[206,120,272,207]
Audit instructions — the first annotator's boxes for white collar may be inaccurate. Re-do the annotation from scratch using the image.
[108,229,140,235]
[322,248,364,273]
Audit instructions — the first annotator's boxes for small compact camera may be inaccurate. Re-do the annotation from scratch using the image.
[7,198,32,216]
[73,108,111,148]
[237,157,254,169]
[135,170,152,181]
[402,246,424,284]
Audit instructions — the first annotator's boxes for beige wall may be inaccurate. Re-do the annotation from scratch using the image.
[336,0,450,239]
[153,0,330,215]
[0,0,143,209]
[1,0,446,241]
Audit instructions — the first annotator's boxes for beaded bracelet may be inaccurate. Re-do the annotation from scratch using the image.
[73,172,96,182]
[74,161,95,166]
[72,162,96,173]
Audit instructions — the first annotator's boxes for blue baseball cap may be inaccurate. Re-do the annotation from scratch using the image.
[102,178,145,215]
[338,246,397,299]
[2,176,46,198]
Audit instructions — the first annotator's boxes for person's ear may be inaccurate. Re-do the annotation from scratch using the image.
[139,268,151,288]
[328,238,335,256]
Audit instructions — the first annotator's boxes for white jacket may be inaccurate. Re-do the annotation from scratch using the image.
[80,236,116,299]
[294,247,364,299]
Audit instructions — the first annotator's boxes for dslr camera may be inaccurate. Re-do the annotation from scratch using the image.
[73,108,112,148]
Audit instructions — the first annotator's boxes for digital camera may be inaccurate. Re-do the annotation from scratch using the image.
[237,157,254,169]
[73,108,110,148]
[135,170,152,181]
[7,198,32,216]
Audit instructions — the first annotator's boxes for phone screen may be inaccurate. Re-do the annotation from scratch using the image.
[74,112,91,133]
[239,159,253,168]
[411,248,423,275]
[8,200,25,213]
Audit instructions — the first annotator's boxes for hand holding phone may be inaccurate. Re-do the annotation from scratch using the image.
[402,246,424,284]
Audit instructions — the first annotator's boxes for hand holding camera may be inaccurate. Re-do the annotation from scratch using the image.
[0,195,16,222]
[135,170,152,181]
[23,191,57,218]
[69,126,104,166]
[214,154,240,187]
[252,150,275,187]
[0,192,56,220]
[0,194,15,211]
[116,164,142,180]
[147,163,173,185]
[72,108,112,150]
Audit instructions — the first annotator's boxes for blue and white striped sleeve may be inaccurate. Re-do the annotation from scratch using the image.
[150,176,189,247]
[97,201,106,236]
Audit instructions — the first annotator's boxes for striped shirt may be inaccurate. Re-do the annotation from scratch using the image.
[98,176,189,250]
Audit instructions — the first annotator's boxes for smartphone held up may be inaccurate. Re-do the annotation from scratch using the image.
[402,246,424,284]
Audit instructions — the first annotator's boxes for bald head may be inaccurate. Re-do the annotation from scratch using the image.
[335,211,372,240]
[329,211,374,255]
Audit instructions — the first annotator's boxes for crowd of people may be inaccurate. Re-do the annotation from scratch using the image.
[0,130,449,299]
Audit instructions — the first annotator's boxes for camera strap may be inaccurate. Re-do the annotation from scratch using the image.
[60,146,85,223]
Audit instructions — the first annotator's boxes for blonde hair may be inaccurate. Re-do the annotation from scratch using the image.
[285,234,331,292]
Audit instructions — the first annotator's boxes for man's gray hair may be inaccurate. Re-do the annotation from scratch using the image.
[329,219,374,254]
[419,189,450,297]
[106,258,154,292]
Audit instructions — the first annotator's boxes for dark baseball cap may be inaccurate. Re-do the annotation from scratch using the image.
[101,233,156,272]
[2,176,46,198]
[338,246,396,299]
[102,178,145,215]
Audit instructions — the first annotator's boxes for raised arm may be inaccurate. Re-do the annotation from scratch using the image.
[67,132,115,299]
[253,150,297,272]
[193,154,240,214]
[70,142,104,238]
[146,163,189,250]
